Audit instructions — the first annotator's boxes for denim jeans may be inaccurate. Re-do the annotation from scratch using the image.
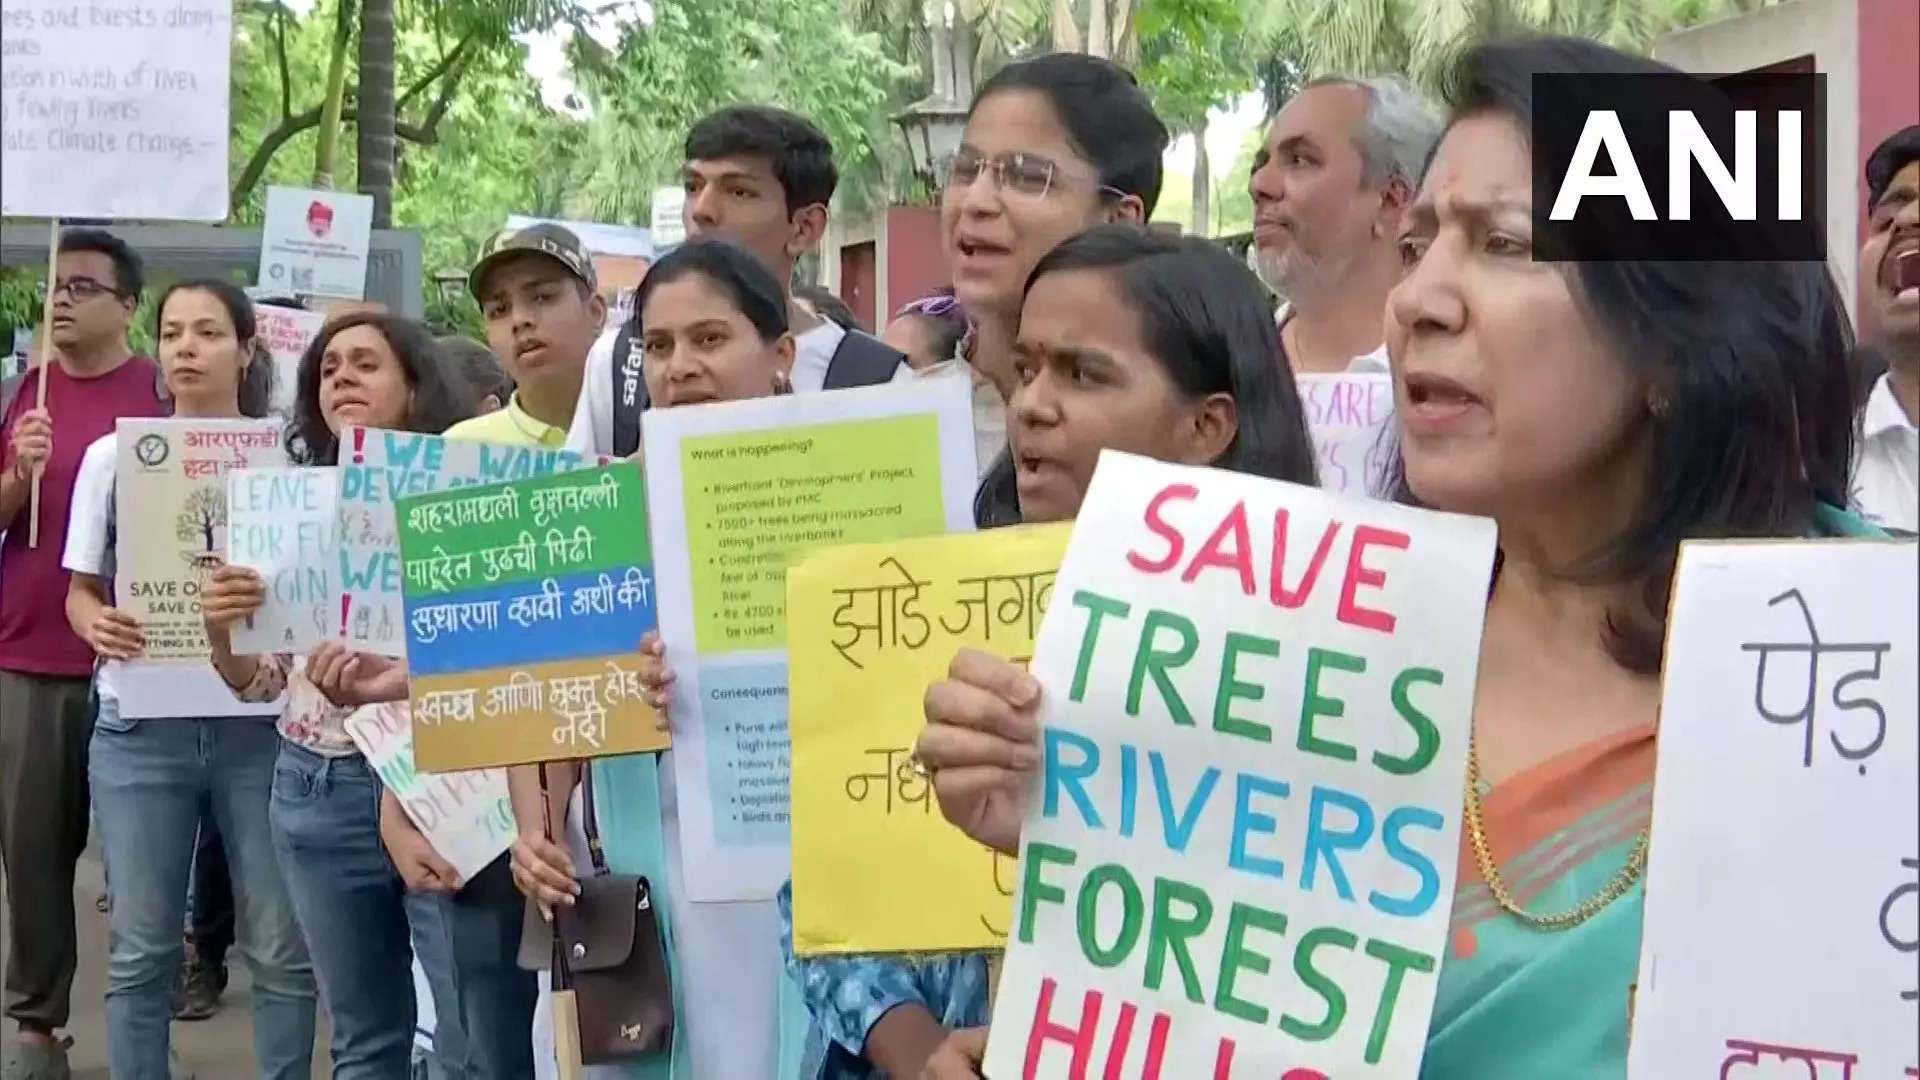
[271,741,536,1080]
[185,807,234,965]
[410,854,538,1079]
[269,742,420,1078]
[89,703,316,1080]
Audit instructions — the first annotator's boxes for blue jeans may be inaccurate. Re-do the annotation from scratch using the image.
[89,704,316,1080]
[410,854,538,1079]
[271,742,536,1080]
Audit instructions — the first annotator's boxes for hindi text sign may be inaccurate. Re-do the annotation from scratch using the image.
[789,524,1070,955]
[397,463,663,771]
[1627,540,1919,1080]
[116,418,286,663]
[337,427,607,657]
[0,0,232,219]
[986,451,1498,1079]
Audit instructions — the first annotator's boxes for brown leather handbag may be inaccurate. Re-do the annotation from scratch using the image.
[547,763,674,1064]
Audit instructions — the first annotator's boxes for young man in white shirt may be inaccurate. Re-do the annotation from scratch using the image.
[570,105,906,458]
[1854,125,1919,533]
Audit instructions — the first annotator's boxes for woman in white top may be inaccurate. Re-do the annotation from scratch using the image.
[63,279,316,1080]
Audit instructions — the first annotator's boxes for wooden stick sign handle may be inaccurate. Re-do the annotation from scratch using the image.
[551,988,586,1080]
[26,218,59,550]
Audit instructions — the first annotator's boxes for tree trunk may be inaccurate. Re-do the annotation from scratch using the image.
[356,0,396,228]
[312,0,356,187]
[1191,123,1211,237]
[1108,0,1135,62]
[951,16,977,99]
[1087,0,1108,57]
[1050,0,1079,52]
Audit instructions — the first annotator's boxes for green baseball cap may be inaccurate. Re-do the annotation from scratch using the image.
[468,222,599,301]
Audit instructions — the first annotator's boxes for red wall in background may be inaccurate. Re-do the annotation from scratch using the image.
[885,205,948,318]
[1858,0,1920,238]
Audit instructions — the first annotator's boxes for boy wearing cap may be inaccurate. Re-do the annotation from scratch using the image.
[450,223,606,446]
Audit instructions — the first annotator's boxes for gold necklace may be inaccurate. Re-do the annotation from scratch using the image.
[1464,730,1649,931]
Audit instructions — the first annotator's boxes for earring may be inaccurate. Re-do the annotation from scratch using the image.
[772,370,794,396]
[1648,388,1670,420]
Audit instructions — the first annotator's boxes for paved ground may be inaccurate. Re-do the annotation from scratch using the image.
[2,837,332,1079]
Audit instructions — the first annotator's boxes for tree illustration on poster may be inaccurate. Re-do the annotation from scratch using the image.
[177,485,226,568]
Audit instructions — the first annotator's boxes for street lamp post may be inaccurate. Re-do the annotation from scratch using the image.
[891,0,970,203]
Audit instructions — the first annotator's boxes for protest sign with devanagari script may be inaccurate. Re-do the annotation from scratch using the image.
[116,418,286,667]
[226,466,340,653]
[1627,539,1918,1080]
[344,702,515,880]
[642,376,979,902]
[397,463,663,771]
[984,450,1497,1079]
[337,427,610,658]
[789,523,1070,955]
[1297,373,1394,498]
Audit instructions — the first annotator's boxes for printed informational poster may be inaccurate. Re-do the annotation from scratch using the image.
[0,0,232,220]
[338,427,608,657]
[116,418,287,662]
[789,523,1070,955]
[642,377,978,901]
[259,185,375,300]
[1627,540,1918,1080]
[344,702,514,881]
[985,450,1497,1079]
[1297,373,1394,498]
[255,305,327,414]
[226,466,341,653]
[397,464,664,771]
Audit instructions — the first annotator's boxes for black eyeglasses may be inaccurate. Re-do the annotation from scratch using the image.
[44,277,123,302]
[941,148,1126,201]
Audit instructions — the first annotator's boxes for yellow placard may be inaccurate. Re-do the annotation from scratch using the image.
[788,523,1071,955]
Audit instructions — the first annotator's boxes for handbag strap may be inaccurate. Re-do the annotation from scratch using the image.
[539,762,572,991]
[579,761,611,876]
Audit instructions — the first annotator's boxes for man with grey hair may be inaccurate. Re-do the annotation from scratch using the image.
[1251,75,1440,374]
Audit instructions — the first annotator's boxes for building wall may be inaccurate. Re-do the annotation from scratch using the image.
[1857,0,1920,237]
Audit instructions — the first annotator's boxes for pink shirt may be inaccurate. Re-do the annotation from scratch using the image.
[0,357,165,677]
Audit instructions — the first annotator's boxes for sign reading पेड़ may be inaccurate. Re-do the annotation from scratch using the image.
[788,523,1071,956]
[986,450,1498,1080]
[1,0,232,220]
[398,463,664,772]
[643,376,980,902]
[1627,539,1918,1080]
[336,427,609,658]
[225,466,342,654]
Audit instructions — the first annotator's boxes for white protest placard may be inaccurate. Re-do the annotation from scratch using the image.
[255,305,327,415]
[650,187,686,249]
[642,377,978,901]
[0,0,231,220]
[345,701,514,881]
[1627,539,1918,1080]
[260,185,374,300]
[1297,373,1394,498]
[985,450,1497,1079]
[226,467,340,653]
[337,428,609,657]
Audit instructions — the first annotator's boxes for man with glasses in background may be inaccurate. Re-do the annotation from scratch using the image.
[0,229,167,1079]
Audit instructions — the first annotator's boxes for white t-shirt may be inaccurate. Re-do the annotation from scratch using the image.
[1275,303,1391,374]
[568,319,912,456]
[63,433,278,717]
[1852,372,1918,533]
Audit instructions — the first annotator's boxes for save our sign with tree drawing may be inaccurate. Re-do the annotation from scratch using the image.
[116,418,286,662]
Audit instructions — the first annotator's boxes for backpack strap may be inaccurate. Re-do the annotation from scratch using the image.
[822,329,905,390]
[609,327,646,459]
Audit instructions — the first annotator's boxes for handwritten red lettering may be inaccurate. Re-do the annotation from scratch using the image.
[1181,500,1255,595]
[1271,508,1339,609]
[1128,484,1199,575]
[1025,977,1100,1080]
[1337,524,1408,634]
